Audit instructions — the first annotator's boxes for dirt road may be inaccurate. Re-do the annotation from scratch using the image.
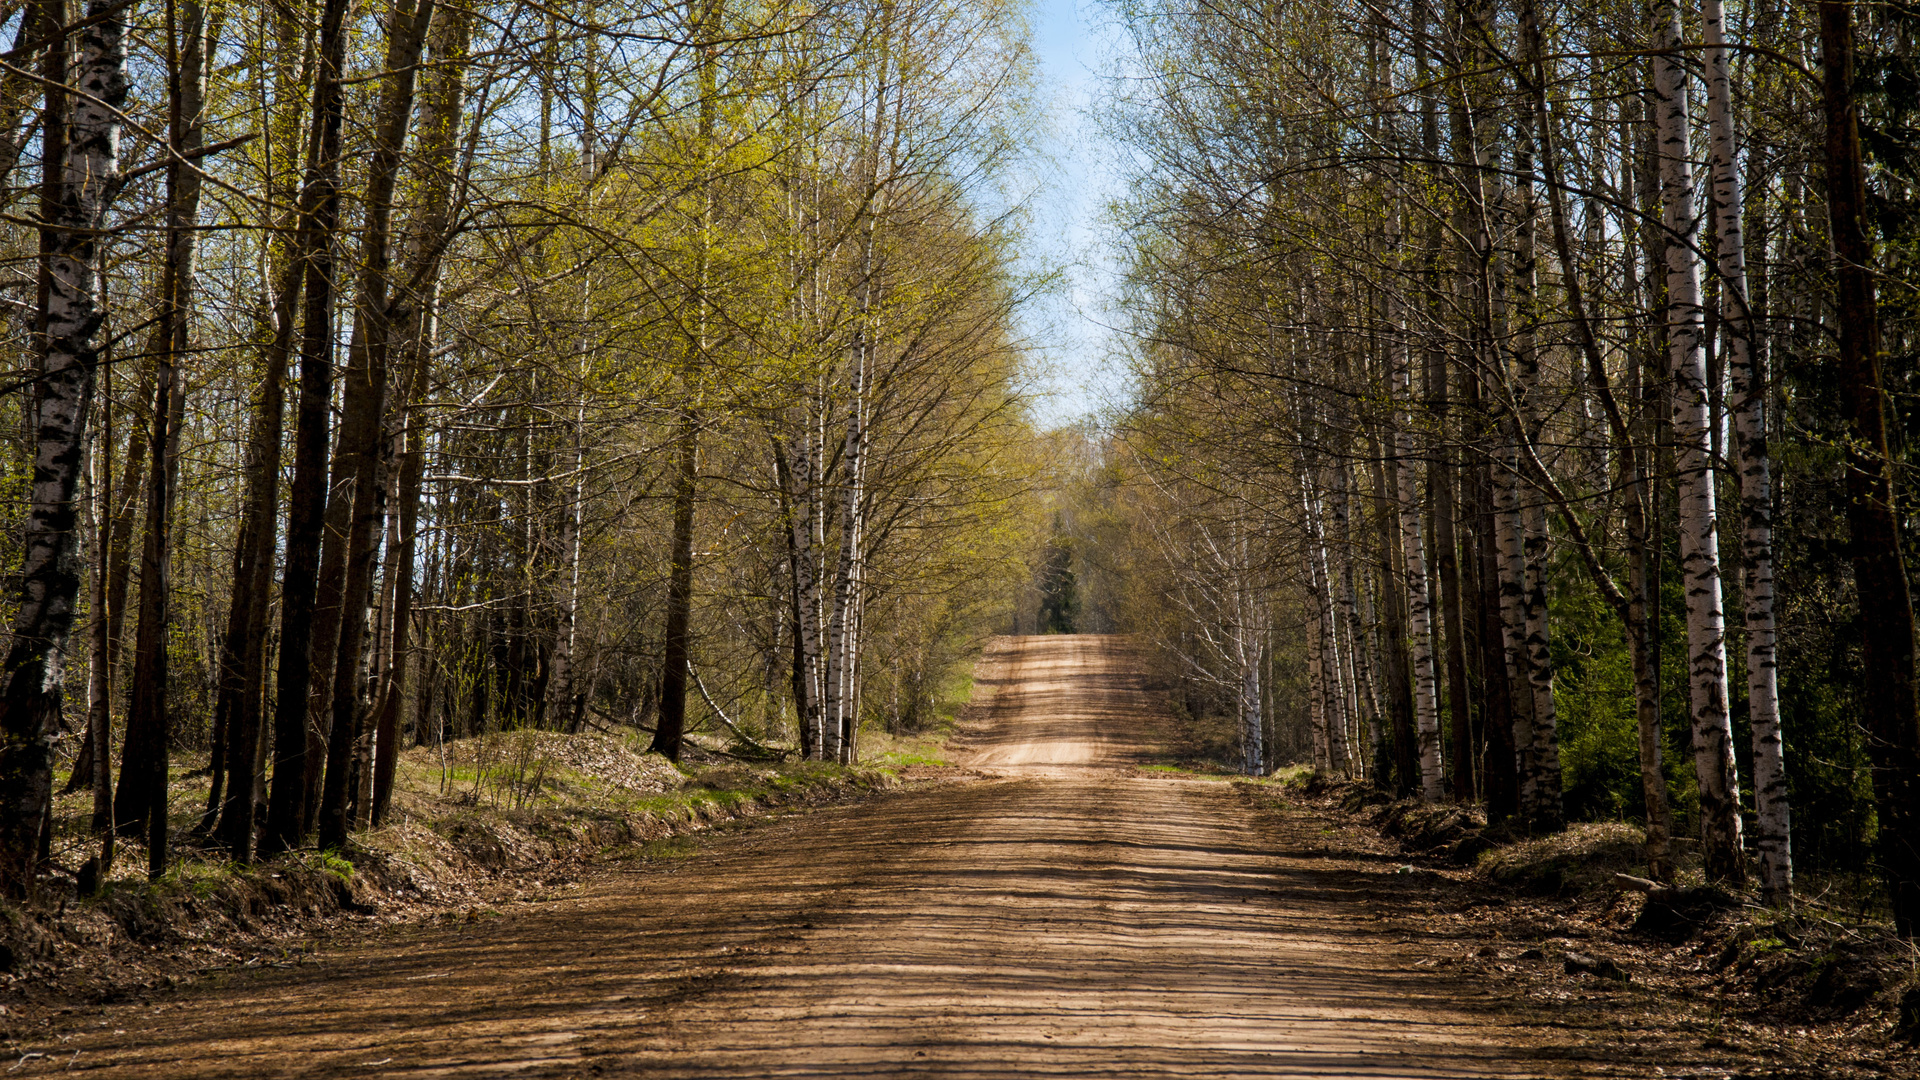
[34,635,1564,1078]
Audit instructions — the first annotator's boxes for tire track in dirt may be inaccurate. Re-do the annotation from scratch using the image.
[28,635,1565,1078]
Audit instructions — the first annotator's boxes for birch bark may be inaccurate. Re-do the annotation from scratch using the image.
[1704,0,1788,903]
[1234,534,1264,776]
[1511,118,1562,829]
[1305,587,1331,771]
[825,356,867,763]
[0,0,125,899]
[1492,440,1535,819]
[83,397,114,884]
[1414,0,1474,802]
[1302,477,1345,773]
[1656,0,1744,882]
[1393,333,1443,799]
[1327,458,1371,769]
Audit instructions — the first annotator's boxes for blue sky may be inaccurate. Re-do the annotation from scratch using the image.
[1021,0,1131,429]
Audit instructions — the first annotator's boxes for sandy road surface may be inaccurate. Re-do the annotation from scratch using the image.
[30,635,1565,1079]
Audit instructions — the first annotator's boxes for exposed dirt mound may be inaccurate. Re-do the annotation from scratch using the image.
[1632,884,1737,943]
[1473,822,1647,897]
[426,731,685,796]
[1370,799,1488,863]
[1706,919,1920,1025]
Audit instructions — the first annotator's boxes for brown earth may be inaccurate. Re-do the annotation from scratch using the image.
[11,635,1784,1078]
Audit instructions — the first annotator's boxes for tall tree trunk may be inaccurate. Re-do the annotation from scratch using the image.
[1373,451,1418,796]
[1492,435,1536,821]
[1635,109,1677,879]
[1414,0,1473,802]
[211,259,295,861]
[1392,303,1443,800]
[1520,0,1665,862]
[651,0,719,763]
[1470,424,1519,822]
[66,376,146,802]
[1820,0,1920,935]
[1303,476,1349,775]
[211,0,308,862]
[1628,356,1673,879]
[1235,539,1264,775]
[826,366,866,765]
[373,0,469,823]
[652,413,698,762]
[316,0,436,852]
[115,364,183,874]
[776,431,824,759]
[1447,0,1516,818]
[81,370,115,886]
[1430,431,1475,801]
[1656,0,1743,883]
[1327,456,1370,770]
[1705,0,1788,904]
[1510,113,1561,830]
[1305,581,1332,772]
[370,351,428,826]
[0,0,124,899]
[263,0,353,855]
[1298,466,1334,772]
[64,339,146,788]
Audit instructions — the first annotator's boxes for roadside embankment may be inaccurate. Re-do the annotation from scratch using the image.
[1233,770,1920,1079]
[1,729,902,1047]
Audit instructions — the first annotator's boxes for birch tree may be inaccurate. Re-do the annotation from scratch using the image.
[1654,0,1743,883]
[0,0,127,899]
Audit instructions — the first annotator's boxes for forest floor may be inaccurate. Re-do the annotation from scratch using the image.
[5,634,1916,1077]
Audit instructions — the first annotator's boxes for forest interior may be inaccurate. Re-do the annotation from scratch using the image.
[2,0,1920,1070]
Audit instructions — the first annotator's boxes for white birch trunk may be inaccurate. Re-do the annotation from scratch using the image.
[1512,117,1562,827]
[825,361,865,764]
[1305,591,1330,771]
[546,430,583,730]
[1239,630,1263,776]
[1233,529,1266,776]
[1393,339,1443,800]
[1520,495,1560,819]
[0,0,126,897]
[1327,460,1374,771]
[1303,481,1347,774]
[1493,446,1536,818]
[787,425,826,759]
[1657,0,1744,882]
[1705,0,1788,901]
